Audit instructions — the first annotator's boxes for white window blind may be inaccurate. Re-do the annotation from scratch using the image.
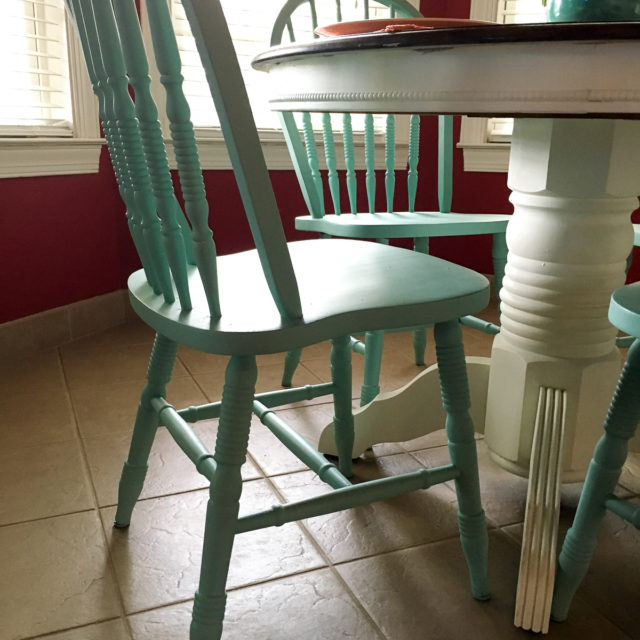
[171,0,410,132]
[0,0,73,137]
[487,0,546,141]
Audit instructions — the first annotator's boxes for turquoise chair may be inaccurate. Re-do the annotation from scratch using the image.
[65,0,490,636]
[551,282,640,622]
[270,0,511,404]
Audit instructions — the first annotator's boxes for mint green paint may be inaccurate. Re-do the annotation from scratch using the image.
[66,1,493,636]
[322,113,341,214]
[112,0,193,310]
[270,0,511,400]
[408,114,420,213]
[385,114,396,213]
[552,289,640,620]
[365,113,376,213]
[343,113,358,213]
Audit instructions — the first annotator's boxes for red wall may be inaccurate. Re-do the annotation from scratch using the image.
[1,0,636,324]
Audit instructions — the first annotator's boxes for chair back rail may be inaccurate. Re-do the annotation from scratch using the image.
[270,0,426,218]
[181,0,303,320]
[66,0,304,321]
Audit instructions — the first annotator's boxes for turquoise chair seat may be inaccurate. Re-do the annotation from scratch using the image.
[551,281,640,622]
[129,238,489,355]
[65,0,491,636]
[296,210,512,239]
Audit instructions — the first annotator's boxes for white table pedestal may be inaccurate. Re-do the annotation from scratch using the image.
[483,118,640,632]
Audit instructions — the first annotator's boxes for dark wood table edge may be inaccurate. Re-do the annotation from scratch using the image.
[252,22,640,69]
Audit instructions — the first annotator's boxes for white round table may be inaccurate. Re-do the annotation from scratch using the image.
[254,22,640,633]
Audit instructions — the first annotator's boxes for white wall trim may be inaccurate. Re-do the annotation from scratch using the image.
[0,138,104,179]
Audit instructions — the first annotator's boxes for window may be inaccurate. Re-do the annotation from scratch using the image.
[458,0,546,172]
[0,0,100,178]
[143,0,420,170]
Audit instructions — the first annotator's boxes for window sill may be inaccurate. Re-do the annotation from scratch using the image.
[0,138,104,178]
[459,142,510,173]
[0,131,410,179]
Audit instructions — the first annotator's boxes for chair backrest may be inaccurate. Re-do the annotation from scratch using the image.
[65,0,303,320]
[270,0,455,218]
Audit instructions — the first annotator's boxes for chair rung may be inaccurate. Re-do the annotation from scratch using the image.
[460,315,501,335]
[349,336,366,355]
[176,383,335,424]
[253,400,351,489]
[151,398,217,481]
[604,495,640,528]
[615,335,635,349]
[236,464,459,533]
[254,382,335,407]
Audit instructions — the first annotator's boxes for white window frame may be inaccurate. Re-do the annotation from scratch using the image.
[141,0,420,171]
[458,0,544,173]
[0,6,101,179]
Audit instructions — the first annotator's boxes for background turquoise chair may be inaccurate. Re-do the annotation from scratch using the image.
[270,0,511,405]
[551,282,640,622]
[66,0,491,637]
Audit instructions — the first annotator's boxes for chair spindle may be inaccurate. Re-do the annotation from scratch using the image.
[407,114,420,213]
[343,113,357,213]
[364,113,376,212]
[322,113,341,214]
[438,114,454,213]
[112,0,193,310]
[385,114,396,212]
[145,0,222,318]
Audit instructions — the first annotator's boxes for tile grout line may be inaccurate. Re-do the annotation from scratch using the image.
[257,470,390,640]
[55,347,135,640]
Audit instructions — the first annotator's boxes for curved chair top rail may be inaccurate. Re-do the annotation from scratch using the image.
[270,0,422,46]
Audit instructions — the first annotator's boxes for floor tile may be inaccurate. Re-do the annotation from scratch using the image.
[101,480,325,614]
[32,619,131,640]
[503,498,640,639]
[413,440,529,527]
[71,375,207,439]
[619,451,640,495]
[0,350,66,398]
[0,390,76,450]
[62,317,155,352]
[337,531,631,640]
[273,453,462,563]
[128,568,382,640]
[194,360,325,406]
[0,438,94,525]
[84,421,261,507]
[61,342,189,391]
[302,346,424,399]
[0,511,122,640]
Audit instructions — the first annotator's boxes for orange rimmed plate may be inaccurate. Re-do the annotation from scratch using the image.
[315,17,495,37]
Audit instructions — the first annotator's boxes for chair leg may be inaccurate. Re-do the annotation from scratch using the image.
[360,330,384,406]
[412,236,430,366]
[434,320,490,601]
[412,327,427,366]
[551,340,640,622]
[331,335,354,477]
[114,333,178,528]
[281,348,302,386]
[190,355,257,640]
[491,232,508,303]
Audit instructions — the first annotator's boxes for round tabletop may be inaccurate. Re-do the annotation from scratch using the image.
[252,22,640,118]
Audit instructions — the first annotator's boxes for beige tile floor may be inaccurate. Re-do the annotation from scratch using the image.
[1,302,639,640]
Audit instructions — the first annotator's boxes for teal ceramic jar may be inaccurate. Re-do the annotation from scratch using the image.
[545,0,640,22]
